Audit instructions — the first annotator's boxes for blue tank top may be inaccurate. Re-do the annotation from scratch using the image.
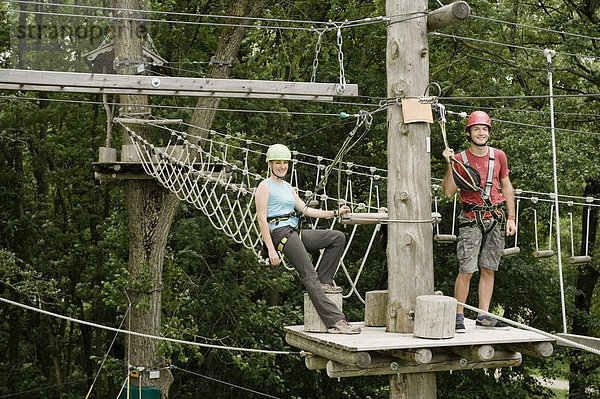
[266,179,299,231]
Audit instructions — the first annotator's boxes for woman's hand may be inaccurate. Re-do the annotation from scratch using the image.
[338,205,351,215]
[268,247,281,266]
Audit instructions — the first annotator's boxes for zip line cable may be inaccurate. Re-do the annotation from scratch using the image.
[3,0,327,25]
[9,0,600,44]
[0,295,301,355]
[172,366,281,399]
[470,14,600,42]
[439,93,600,101]
[443,102,600,119]
[430,31,600,61]
[0,7,317,30]
[0,94,352,117]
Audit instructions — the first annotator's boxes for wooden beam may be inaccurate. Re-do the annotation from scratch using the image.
[0,83,334,102]
[113,118,183,125]
[427,1,471,32]
[0,69,357,99]
[285,332,371,368]
[390,348,432,364]
[303,353,329,370]
[451,345,495,361]
[325,351,522,378]
[503,342,554,358]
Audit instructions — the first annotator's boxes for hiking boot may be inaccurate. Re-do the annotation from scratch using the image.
[455,320,466,334]
[328,319,361,334]
[475,315,510,330]
[320,283,343,294]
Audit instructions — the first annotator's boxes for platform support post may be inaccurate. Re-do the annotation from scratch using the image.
[385,1,469,397]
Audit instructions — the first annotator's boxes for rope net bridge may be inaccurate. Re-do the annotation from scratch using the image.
[119,118,387,304]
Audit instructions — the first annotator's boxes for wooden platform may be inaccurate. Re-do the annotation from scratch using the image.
[92,161,231,182]
[285,319,555,378]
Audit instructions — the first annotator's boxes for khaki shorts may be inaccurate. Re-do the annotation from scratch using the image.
[457,213,505,274]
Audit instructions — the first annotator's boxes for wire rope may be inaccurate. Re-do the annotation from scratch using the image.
[84,304,131,399]
[445,109,600,136]
[470,14,600,42]
[0,379,88,398]
[458,302,600,356]
[444,102,600,119]
[2,0,389,31]
[0,295,301,355]
[173,366,281,399]
[430,31,600,61]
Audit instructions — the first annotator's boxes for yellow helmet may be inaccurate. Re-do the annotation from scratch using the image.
[266,144,291,162]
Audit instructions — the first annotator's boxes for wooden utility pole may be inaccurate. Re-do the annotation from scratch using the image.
[385,1,469,398]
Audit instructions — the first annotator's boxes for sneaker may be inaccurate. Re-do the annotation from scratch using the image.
[455,321,466,333]
[475,315,510,330]
[328,318,361,334]
[320,283,343,294]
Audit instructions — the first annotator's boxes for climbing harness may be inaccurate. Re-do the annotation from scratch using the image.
[456,148,506,236]
[259,211,305,262]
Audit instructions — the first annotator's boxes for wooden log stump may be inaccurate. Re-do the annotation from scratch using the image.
[413,295,457,339]
[304,293,342,332]
[121,144,139,162]
[365,290,388,327]
[99,147,117,162]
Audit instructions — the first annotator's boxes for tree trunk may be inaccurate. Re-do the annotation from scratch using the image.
[188,0,270,139]
[569,180,599,398]
[112,0,177,396]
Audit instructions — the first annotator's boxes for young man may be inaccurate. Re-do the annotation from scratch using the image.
[441,111,517,333]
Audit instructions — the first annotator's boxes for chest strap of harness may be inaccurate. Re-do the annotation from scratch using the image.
[459,147,495,200]
[459,148,505,235]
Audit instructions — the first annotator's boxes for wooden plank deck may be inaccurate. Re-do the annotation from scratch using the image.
[285,318,554,352]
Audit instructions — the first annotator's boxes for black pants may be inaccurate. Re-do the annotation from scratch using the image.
[271,226,346,327]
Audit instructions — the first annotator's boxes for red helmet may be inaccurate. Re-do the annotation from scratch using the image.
[465,111,491,131]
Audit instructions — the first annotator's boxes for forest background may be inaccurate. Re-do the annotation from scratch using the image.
[1,0,600,398]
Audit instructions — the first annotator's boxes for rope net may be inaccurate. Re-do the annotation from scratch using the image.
[120,120,387,303]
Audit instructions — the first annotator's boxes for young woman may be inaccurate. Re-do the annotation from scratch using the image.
[254,144,360,334]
